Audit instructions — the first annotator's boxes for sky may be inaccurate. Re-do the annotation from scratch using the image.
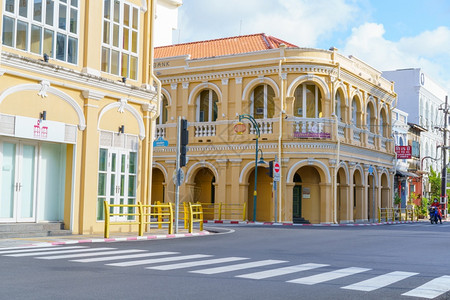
[173,0,450,94]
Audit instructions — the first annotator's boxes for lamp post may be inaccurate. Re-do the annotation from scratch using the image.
[239,114,261,222]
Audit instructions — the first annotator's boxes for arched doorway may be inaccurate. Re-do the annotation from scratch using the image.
[248,166,272,221]
[293,173,303,223]
[353,168,364,222]
[151,168,165,204]
[193,168,215,220]
[292,166,321,224]
[381,172,390,209]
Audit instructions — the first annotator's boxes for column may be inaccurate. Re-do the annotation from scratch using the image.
[320,182,333,223]
[339,184,352,223]
[215,159,228,206]
[235,77,243,114]
[285,182,295,223]
[82,1,103,75]
[79,90,103,234]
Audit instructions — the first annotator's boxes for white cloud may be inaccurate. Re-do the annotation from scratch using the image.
[342,23,450,92]
[178,0,361,47]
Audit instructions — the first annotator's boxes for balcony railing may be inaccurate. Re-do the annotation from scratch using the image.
[290,117,333,139]
[352,126,362,142]
[249,119,274,135]
[193,122,216,137]
[154,123,174,140]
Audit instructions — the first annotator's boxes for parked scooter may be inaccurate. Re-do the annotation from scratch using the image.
[429,206,441,224]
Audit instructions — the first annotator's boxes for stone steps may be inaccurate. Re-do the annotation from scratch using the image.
[0,222,72,239]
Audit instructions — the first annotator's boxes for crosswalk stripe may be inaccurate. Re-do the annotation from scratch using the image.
[106,254,212,267]
[0,245,57,251]
[36,249,146,260]
[0,246,85,255]
[236,263,329,280]
[341,271,418,291]
[402,275,450,299]
[5,247,115,257]
[190,260,287,275]
[147,257,249,271]
[71,251,179,263]
[288,267,371,285]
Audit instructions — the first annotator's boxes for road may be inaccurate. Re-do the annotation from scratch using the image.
[1,222,449,300]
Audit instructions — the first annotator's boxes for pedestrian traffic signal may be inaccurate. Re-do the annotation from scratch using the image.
[267,160,274,178]
[179,118,189,167]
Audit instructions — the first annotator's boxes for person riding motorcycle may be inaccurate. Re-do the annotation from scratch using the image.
[431,198,443,224]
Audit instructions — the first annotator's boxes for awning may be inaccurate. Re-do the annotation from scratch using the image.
[396,170,419,178]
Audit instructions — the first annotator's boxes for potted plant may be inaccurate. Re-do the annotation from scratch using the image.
[394,193,401,208]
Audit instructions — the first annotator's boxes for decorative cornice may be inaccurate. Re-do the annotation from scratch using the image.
[1,52,156,101]
[82,89,105,100]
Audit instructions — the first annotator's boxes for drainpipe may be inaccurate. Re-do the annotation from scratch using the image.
[278,48,286,223]
[391,87,398,208]
[331,61,340,224]
[146,0,162,205]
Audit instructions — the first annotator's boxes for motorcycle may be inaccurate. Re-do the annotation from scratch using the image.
[429,206,441,224]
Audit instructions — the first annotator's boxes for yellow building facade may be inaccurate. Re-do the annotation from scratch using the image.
[0,0,160,234]
[153,34,396,224]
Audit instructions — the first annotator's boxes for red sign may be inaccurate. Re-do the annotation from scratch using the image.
[395,146,412,159]
[274,162,280,174]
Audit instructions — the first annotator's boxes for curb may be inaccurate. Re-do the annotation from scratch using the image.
[203,220,419,226]
[3,231,211,248]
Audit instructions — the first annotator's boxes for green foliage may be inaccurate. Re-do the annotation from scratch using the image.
[429,166,441,199]
[394,193,401,206]
[416,197,429,218]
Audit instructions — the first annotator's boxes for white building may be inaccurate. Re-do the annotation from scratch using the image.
[383,69,448,175]
[155,0,183,46]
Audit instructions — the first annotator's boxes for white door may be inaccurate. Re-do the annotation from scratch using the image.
[97,148,137,222]
[0,141,37,222]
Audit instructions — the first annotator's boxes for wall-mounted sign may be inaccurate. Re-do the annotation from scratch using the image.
[302,187,311,199]
[294,131,331,139]
[15,116,66,143]
[395,146,412,159]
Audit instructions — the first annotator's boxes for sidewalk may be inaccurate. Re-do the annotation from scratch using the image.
[0,228,210,249]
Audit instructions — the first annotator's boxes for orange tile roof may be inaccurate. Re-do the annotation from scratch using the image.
[155,33,298,59]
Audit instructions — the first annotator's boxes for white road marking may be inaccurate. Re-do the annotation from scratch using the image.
[341,271,418,291]
[71,252,179,263]
[190,260,287,275]
[148,257,249,270]
[36,249,146,260]
[0,246,85,255]
[5,247,115,257]
[237,263,329,280]
[106,254,212,267]
[288,267,371,285]
[402,275,450,299]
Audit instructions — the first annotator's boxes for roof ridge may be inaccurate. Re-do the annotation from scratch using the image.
[155,33,267,49]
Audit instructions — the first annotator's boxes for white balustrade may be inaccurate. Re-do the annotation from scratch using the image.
[250,119,273,135]
[368,132,375,145]
[291,117,332,138]
[352,126,362,142]
[155,126,166,139]
[194,122,216,137]
[338,122,346,138]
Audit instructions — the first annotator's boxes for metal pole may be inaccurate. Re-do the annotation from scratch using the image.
[373,174,376,222]
[239,114,260,222]
[253,137,258,222]
[175,117,181,233]
[441,96,448,216]
[274,155,278,223]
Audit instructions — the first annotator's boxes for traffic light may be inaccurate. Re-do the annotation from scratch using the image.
[267,160,274,178]
[179,118,189,167]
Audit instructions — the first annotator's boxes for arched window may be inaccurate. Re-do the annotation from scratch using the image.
[293,83,322,118]
[352,97,358,127]
[196,89,218,122]
[250,84,275,119]
[156,95,168,125]
[366,104,375,133]
[380,110,385,137]
[335,90,342,121]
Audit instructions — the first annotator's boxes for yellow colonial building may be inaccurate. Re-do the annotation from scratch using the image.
[0,0,160,234]
[153,34,396,224]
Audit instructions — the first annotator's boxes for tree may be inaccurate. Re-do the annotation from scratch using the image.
[428,166,441,201]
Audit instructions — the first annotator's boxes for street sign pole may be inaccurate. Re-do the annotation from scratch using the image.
[273,157,280,222]
[175,117,181,233]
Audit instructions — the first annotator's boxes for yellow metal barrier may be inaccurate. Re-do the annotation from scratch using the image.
[104,201,142,238]
[188,202,203,233]
[103,201,174,238]
[199,202,247,221]
[140,201,174,234]
[378,207,415,223]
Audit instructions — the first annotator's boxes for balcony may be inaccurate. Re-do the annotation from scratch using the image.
[154,117,393,153]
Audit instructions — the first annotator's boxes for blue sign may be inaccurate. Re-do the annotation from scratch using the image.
[368,166,374,175]
[153,137,169,147]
